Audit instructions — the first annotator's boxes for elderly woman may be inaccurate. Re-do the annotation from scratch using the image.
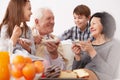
[72,12,120,80]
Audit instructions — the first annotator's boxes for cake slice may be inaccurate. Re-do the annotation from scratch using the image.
[59,70,77,78]
[73,69,89,78]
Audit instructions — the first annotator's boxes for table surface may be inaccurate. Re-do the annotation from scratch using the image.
[38,78,86,80]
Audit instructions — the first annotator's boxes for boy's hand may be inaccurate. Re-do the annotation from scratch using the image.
[72,43,81,61]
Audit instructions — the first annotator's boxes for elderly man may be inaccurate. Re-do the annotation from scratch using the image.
[32,8,66,70]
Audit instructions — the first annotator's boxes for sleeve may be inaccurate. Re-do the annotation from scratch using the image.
[72,52,91,70]
[28,28,36,55]
[0,25,9,39]
[58,27,74,41]
[50,55,66,70]
[85,54,113,80]
[85,42,120,80]
[44,47,66,70]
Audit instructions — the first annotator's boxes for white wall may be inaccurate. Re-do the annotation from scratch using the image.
[0,0,120,40]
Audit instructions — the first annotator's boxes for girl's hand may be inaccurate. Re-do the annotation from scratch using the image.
[12,25,22,38]
[11,25,22,46]
[18,39,31,53]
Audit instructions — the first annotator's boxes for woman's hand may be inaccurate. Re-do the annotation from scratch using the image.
[79,40,96,58]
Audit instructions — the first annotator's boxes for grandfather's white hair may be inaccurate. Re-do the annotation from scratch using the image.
[33,7,52,19]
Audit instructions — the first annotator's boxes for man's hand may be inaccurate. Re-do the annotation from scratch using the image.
[34,35,43,44]
[45,40,60,59]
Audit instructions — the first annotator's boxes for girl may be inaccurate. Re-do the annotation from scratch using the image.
[0,0,35,55]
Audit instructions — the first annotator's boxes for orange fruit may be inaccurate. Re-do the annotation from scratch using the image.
[34,60,44,73]
[12,55,25,70]
[22,63,36,80]
[24,57,32,63]
[0,51,10,80]
[11,65,23,78]
[12,55,25,64]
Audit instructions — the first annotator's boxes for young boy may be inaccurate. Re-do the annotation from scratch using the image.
[59,4,91,41]
[58,4,92,70]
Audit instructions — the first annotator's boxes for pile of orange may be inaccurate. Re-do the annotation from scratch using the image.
[11,55,45,80]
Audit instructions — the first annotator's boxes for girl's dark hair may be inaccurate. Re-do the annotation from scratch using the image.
[89,12,116,39]
[0,0,30,37]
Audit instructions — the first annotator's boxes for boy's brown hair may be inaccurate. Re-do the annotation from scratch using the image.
[73,4,91,17]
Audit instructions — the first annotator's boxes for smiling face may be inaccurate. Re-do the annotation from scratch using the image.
[73,13,89,31]
[23,2,32,21]
[36,9,55,35]
[90,17,103,38]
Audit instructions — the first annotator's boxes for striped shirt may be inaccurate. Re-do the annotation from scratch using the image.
[59,25,91,41]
